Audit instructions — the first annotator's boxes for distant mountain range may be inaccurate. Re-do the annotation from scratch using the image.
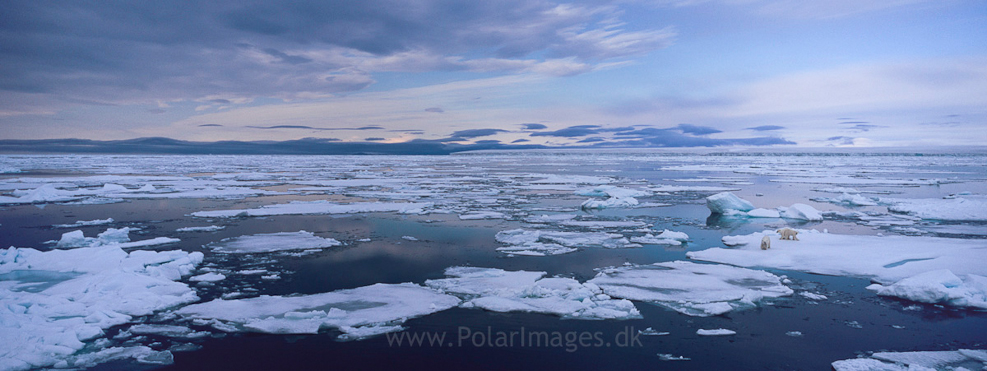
[0,137,546,155]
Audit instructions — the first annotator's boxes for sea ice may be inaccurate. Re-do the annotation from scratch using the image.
[866,270,987,310]
[811,192,879,207]
[688,229,987,286]
[0,245,202,370]
[575,185,650,198]
[696,328,736,336]
[176,283,460,339]
[832,349,987,371]
[706,192,755,214]
[191,200,432,218]
[424,267,641,320]
[588,261,793,317]
[629,229,689,246]
[176,225,225,232]
[207,231,341,254]
[53,218,115,228]
[707,192,823,221]
[880,196,987,221]
[458,211,508,220]
[54,228,179,250]
[190,272,227,282]
[581,196,639,209]
[495,229,638,256]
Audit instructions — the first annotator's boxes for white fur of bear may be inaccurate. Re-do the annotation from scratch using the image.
[760,235,771,250]
[776,228,799,241]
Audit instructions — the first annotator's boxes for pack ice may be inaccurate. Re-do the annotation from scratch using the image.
[587,261,793,317]
[495,229,638,256]
[688,229,987,309]
[880,195,987,221]
[0,245,203,370]
[832,349,987,371]
[175,283,459,340]
[706,192,823,221]
[206,231,341,254]
[54,227,179,249]
[425,267,640,319]
[192,200,432,218]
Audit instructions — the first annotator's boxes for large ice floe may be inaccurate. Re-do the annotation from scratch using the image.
[175,283,459,340]
[705,192,823,221]
[54,228,179,250]
[832,349,987,371]
[587,261,793,317]
[424,267,640,319]
[688,229,987,309]
[495,229,638,256]
[880,195,987,221]
[0,245,202,370]
[191,200,432,218]
[577,185,649,210]
[206,231,341,254]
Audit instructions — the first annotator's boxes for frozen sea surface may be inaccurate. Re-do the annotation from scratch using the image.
[1,150,986,370]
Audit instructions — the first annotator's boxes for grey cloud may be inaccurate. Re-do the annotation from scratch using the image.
[449,129,507,139]
[529,125,602,137]
[747,125,786,131]
[674,124,721,135]
[521,123,547,130]
[198,124,223,127]
[425,107,444,113]
[365,137,385,141]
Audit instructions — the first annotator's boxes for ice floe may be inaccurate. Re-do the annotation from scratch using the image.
[206,231,341,254]
[176,283,460,340]
[424,267,640,319]
[629,230,689,246]
[54,228,179,250]
[588,261,793,317]
[192,201,432,218]
[0,245,202,370]
[880,195,987,221]
[689,229,987,309]
[832,349,987,371]
[696,328,736,336]
[176,225,225,232]
[706,192,823,221]
[866,270,987,310]
[53,218,115,228]
[495,229,638,256]
[690,229,987,285]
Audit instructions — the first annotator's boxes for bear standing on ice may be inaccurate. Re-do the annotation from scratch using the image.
[776,228,799,241]
[760,235,771,250]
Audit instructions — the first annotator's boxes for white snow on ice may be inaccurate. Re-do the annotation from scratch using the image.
[424,267,640,320]
[206,231,341,254]
[588,261,793,317]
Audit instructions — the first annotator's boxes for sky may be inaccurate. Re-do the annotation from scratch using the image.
[1,0,985,149]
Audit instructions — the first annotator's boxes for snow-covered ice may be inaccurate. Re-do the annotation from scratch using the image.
[689,229,987,309]
[424,267,640,319]
[176,283,459,340]
[832,349,987,371]
[0,244,202,370]
[706,192,823,221]
[588,261,793,317]
[696,328,736,336]
[207,231,341,254]
[53,218,114,228]
[881,195,987,221]
[54,228,179,250]
[866,270,987,310]
[176,225,225,232]
[495,229,638,256]
[192,201,432,218]
[690,229,987,285]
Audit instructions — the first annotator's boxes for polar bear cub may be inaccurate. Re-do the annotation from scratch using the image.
[760,235,771,250]
[776,228,799,241]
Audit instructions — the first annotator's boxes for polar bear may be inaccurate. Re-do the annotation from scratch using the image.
[776,228,799,241]
[760,235,771,250]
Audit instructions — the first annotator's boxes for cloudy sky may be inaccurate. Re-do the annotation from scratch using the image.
[1,0,984,148]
